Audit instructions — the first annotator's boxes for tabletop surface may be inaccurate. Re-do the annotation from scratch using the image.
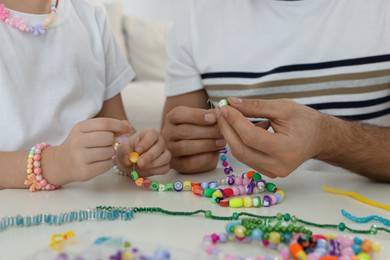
[0,168,389,259]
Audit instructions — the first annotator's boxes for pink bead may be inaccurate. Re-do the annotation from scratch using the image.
[33,161,40,167]
[235,177,243,185]
[238,185,245,195]
[222,161,228,167]
[33,167,42,174]
[210,233,219,243]
[231,186,240,196]
[35,174,42,181]
[341,247,354,257]
[337,235,354,247]
[225,254,235,260]
[45,184,52,190]
[242,178,250,186]
[33,154,41,161]
[269,194,278,204]
[205,245,215,255]
[39,179,47,187]
[36,143,44,150]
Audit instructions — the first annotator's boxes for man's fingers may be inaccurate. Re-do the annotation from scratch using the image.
[167,106,217,125]
[169,124,223,141]
[216,106,281,152]
[227,97,289,120]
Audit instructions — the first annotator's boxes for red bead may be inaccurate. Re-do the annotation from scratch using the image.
[223,188,233,198]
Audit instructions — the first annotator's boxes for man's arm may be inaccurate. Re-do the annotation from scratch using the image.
[316,115,390,182]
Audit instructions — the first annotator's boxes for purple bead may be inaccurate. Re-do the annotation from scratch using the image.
[219,148,227,154]
[262,195,272,207]
[226,175,235,185]
[224,167,233,175]
[245,183,254,195]
[329,239,341,256]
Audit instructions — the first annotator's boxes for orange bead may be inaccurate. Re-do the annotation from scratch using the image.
[135,177,144,186]
[319,256,338,260]
[247,170,255,179]
[129,152,140,164]
[361,239,372,253]
[289,242,303,258]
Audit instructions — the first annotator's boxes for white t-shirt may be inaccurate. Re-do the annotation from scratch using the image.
[165,0,390,173]
[0,0,135,151]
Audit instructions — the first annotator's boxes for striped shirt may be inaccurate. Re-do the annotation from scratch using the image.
[165,0,390,125]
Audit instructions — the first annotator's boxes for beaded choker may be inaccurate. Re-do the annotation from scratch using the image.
[0,0,57,35]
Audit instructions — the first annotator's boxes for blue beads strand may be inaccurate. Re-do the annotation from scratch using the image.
[341,209,390,226]
[0,207,134,232]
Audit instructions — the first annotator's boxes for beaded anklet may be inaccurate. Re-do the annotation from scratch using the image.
[24,142,58,192]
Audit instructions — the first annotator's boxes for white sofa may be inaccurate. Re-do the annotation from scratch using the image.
[101,0,182,130]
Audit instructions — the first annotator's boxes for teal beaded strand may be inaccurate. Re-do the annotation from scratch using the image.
[0,207,134,233]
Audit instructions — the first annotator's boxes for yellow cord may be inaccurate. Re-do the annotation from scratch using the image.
[323,186,390,211]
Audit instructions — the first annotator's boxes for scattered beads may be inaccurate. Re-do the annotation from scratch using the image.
[24,142,58,192]
[0,0,57,35]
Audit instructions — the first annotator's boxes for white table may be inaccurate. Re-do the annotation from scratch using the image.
[0,168,389,259]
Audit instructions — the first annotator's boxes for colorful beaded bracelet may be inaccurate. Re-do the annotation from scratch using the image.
[24,142,58,192]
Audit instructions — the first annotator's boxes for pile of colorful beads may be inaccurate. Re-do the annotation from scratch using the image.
[203,218,382,260]
[289,233,381,260]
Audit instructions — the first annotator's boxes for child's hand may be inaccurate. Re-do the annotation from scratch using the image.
[52,118,132,184]
[115,128,171,177]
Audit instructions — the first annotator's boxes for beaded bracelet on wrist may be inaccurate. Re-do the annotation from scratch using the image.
[24,142,58,192]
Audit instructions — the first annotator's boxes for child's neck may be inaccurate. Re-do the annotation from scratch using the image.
[1,0,54,14]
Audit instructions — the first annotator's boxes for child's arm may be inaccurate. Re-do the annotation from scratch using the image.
[0,118,132,190]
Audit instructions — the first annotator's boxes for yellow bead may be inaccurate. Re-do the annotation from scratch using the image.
[233,225,246,238]
[183,181,192,191]
[212,190,223,198]
[275,190,285,199]
[268,231,281,244]
[326,233,337,240]
[242,196,253,208]
[371,242,382,253]
[356,253,370,260]
[229,198,243,208]
[26,169,32,174]
[129,152,140,164]
[296,250,307,260]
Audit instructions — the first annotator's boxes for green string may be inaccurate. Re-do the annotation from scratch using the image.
[96,206,390,235]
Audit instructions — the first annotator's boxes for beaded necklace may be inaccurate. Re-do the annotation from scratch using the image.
[2,206,389,235]
[0,0,57,35]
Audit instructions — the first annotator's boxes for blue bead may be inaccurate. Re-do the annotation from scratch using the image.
[250,228,262,241]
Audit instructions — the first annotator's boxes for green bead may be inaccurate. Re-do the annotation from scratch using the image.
[262,232,270,240]
[244,230,252,237]
[252,172,262,182]
[291,216,297,223]
[205,210,212,219]
[124,241,131,248]
[265,182,276,192]
[370,225,378,234]
[283,213,291,221]
[232,213,239,220]
[130,171,138,180]
[204,188,216,198]
[338,222,346,231]
[150,181,159,191]
[165,183,174,191]
[276,213,283,221]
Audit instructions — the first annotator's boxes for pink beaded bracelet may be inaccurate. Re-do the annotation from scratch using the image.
[24,142,59,192]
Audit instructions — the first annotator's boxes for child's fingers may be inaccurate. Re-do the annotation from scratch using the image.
[138,148,171,169]
[135,128,159,154]
[137,137,166,168]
